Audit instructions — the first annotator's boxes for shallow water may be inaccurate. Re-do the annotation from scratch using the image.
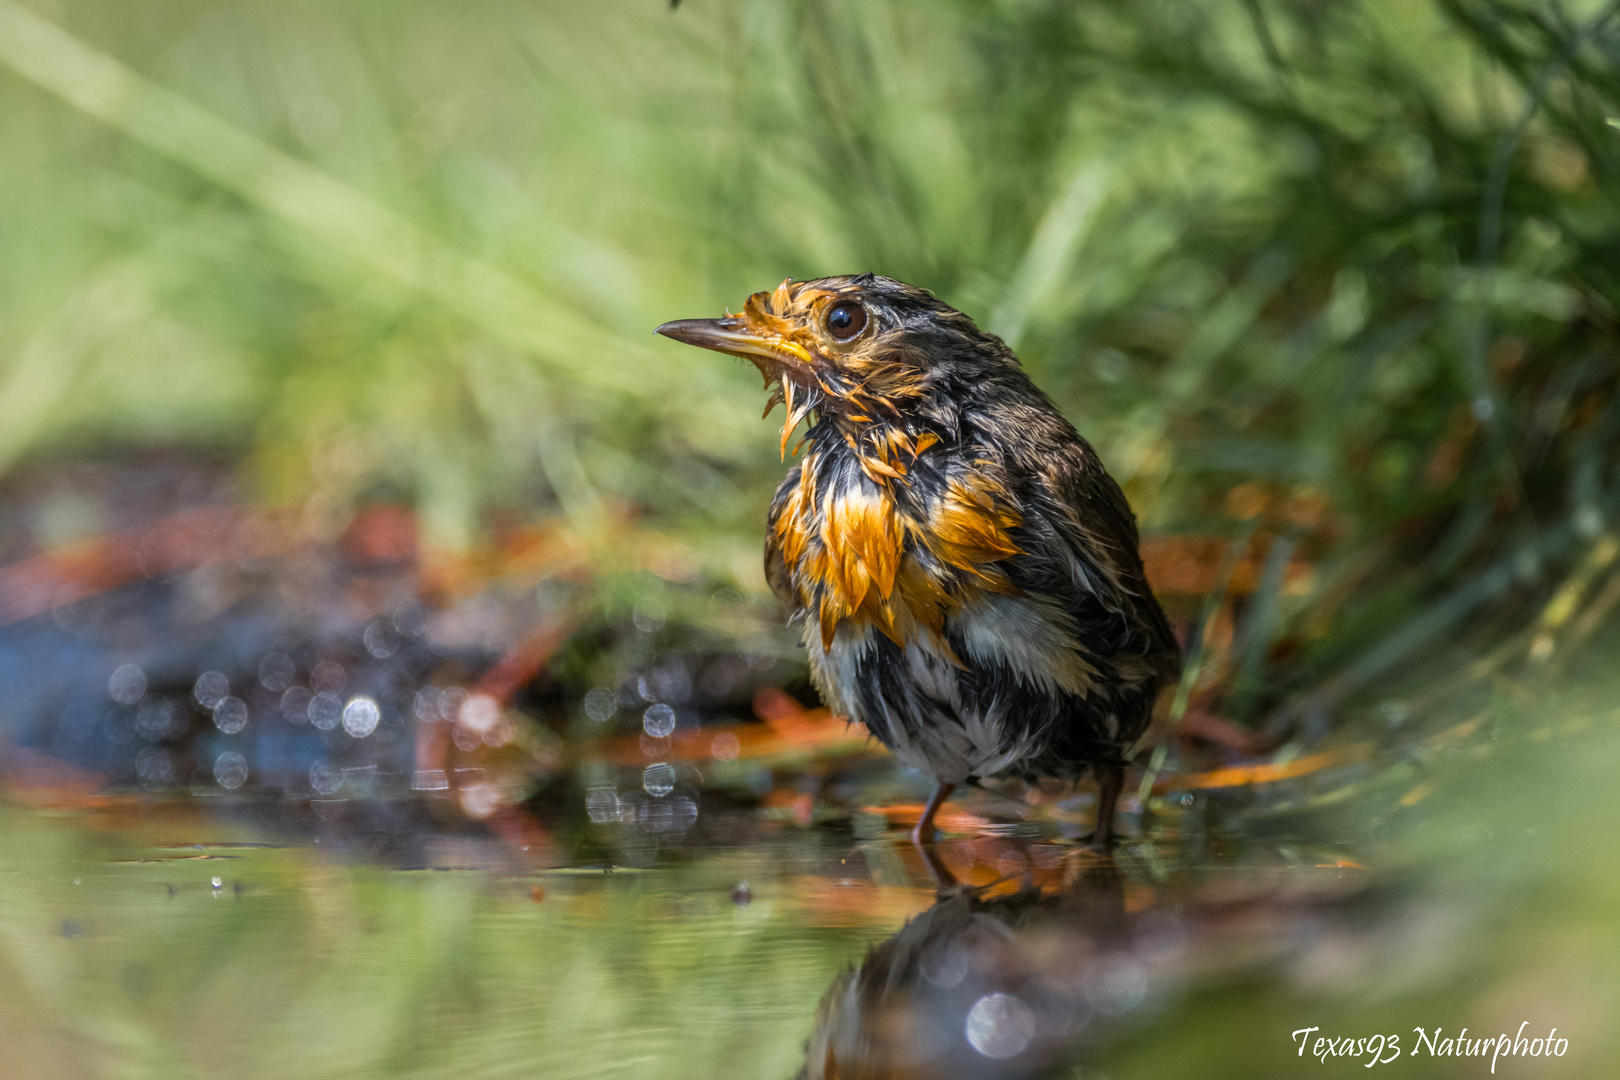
[2,465,1616,1078]
[3,694,1614,1080]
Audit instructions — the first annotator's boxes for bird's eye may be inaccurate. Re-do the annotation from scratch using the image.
[824,301,868,342]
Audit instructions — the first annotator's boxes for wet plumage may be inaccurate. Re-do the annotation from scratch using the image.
[657,275,1180,845]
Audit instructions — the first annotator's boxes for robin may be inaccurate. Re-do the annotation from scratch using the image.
[657,275,1181,846]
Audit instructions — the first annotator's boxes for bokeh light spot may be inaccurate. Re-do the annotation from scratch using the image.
[586,787,621,823]
[281,686,313,723]
[309,760,343,795]
[212,697,249,734]
[583,687,616,723]
[310,660,347,694]
[135,746,174,786]
[308,691,343,730]
[192,671,229,710]
[342,696,380,738]
[107,664,146,706]
[257,652,295,693]
[213,751,249,789]
[363,618,400,658]
[135,696,177,741]
[965,993,1036,1059]
[643,762,675,797]
[642,703,675,737]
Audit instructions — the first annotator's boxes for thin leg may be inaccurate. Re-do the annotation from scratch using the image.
[910,781,956,845]
[1089,763,1124,850]
[914,840,960,894]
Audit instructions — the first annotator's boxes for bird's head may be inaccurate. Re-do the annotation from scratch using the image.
[656,274,1010,456]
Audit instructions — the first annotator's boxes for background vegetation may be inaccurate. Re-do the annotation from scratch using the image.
[5,0,1618,724]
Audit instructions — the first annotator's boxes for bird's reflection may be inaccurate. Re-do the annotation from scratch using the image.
[797,848,1176,1079]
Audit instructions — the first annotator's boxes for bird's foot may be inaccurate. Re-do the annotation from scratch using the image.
[909,780,957,847]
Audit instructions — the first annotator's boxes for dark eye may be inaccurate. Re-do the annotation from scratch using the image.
[825,301,868,342]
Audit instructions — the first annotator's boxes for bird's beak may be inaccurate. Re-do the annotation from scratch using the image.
[655,318,814,374]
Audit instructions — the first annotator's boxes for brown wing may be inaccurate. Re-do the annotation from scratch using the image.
[975,394,1181,686]
[1041,439,1182,685]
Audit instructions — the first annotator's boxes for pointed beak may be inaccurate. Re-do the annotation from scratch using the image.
[655,317,813,373]
[654,317,750,351]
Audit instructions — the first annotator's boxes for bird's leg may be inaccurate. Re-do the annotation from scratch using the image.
[914,841,960,895]
[910,781,956,845]
[1089,763,1124,850]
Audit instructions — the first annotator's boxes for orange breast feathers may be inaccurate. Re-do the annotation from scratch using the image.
[771,452,1025,651]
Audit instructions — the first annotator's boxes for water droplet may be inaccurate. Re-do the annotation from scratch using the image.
[212,697,249,735]
[586,787,621,823]
[258,652,296,693]
[921,942,971,988]
[699,656,743,698]
[965,993,1036,1059]
[213,751,249,790]
[583,687,617,723]
[413,686,442,722]
[710,732,741,761]
[103,708,136,744]
[670,796,698,831]
[643,762,676,797]
[135,696,176,741]
[631,598,667,633]
[642,703,676,738]
[644,800,674,832]
[192,671,230,710]
[135,746,175,786]
[342,697,380,738]
[363,619,400,659]
[730,881,752,906]
[437,686,468,724]
[308,692,343,731]
[108,664,146,706]
[482,713,514,747]
[310,660,347,694]
[309,760,344,795]
[391,598,429,637]
[211,876,223,889]
[281,686,313,722]
[639,663,691,704]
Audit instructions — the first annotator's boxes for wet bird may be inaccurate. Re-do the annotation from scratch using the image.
[656,275,1180,846]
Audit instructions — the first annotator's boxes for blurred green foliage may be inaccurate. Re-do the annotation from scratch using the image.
[1,0,1617,713]
[0,815,876,1080]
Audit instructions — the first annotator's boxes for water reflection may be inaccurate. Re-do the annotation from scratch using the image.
[800,851,1127,1078]
[798,838,1398,1079]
